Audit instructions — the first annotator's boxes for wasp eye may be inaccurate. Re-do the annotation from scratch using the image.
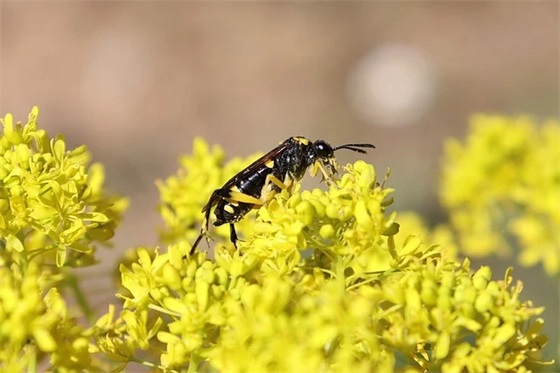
[314,140,334,159]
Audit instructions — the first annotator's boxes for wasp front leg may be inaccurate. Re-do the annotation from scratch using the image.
[310,160,338,186]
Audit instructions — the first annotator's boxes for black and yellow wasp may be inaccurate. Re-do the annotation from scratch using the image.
[191,136,375,254]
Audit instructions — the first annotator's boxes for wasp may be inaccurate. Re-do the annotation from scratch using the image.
[190,136,375,254]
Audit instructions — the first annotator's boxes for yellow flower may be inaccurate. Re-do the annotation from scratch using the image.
[0,107,127,269]
[104,137,552,372]
[441,115,560,275]
[1,107,128,372]
[0,264,93,371]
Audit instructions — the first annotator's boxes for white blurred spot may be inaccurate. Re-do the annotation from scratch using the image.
[346,44,437,127]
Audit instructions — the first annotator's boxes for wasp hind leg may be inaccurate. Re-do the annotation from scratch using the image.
[190,225,213,255]
[229,223,240,249]
[190,231,204,255]
[213,188,263,206]
[190,199,215,255]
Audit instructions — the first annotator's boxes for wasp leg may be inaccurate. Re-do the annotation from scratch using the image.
[229,223,239,249]
[190,231,204,255]
[190,225,217,255]
[311,161,337,185]
[191,195,216,255]
[205,181,291,250]
[266,173,291,190]
[199,189,263,249]
[214,188,264,206]
[259,173,293,205]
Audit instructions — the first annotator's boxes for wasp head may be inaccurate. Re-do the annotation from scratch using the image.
[312,140,338,177]
[311,140,375,182]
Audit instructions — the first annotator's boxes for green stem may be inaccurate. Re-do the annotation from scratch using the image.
[65,270,96,324]
[27,348,38,373]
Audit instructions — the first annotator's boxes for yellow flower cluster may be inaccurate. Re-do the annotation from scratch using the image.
[440,115,560,275]
[0,107,127,269]
[1,108,554,372]
[101,138,551,372]
[0,264,93,372]
[0,108,126,371]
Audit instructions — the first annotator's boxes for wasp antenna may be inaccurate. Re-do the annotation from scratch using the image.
[334,143,375,154]
[341,147,367,154]
[338,143,376,149]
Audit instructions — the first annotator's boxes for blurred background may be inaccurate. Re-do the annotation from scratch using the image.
[1,2,558,362]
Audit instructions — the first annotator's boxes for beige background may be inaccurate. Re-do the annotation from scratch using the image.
[1,2,558,362]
